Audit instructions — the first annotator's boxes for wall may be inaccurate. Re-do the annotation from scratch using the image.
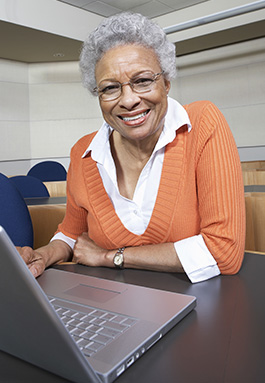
[169,36,265,161]
[0,59,31,174]
[0,59,102,175]
[29,61,103,169]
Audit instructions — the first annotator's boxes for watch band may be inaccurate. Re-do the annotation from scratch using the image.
[113,247,125,269]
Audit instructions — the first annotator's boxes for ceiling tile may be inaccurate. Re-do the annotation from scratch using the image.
[160,0,207,10]
[101,0,148,10]
[131,1,174,18]
[83,1,121,16]
[59,0,94,6]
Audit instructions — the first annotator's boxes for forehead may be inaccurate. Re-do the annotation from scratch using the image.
[95,44,161,82]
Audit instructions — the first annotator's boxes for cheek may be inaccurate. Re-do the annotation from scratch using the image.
[99,102,113,121]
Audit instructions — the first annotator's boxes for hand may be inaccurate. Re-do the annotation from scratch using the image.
[73,233,112,267]
[16,246,46,278]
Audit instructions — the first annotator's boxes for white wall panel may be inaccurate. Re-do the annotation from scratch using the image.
[0,59,28,83]
[173,37,265,149]
[0,59,31,174]
[222,104,265,147]
[0,82,30,121]
[30,117,103,158]
[29,82,100,121]
[29,62,81,84]
[0,121,31,160]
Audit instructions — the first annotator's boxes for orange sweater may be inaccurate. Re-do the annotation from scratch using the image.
[58,101,245,275]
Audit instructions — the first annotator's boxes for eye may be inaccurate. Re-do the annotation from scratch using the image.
[132,74,154,89]
[133,77,153,86]
[100,83,120,94]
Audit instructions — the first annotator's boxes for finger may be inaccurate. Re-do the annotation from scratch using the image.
[28,259,45,278]
[18,246,34,264]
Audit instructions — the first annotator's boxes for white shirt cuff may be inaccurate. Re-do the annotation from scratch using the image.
[51,232,76,250]
[174,234,221,283]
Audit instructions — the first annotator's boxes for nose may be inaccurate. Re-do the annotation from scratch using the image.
[118,83,141,110]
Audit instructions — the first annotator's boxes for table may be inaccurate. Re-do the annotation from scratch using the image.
[25,196,67,206]
[0,252,264,383]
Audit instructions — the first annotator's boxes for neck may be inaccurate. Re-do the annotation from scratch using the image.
[111,129,161,163]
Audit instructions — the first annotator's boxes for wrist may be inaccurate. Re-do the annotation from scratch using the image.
[113,247,125,268]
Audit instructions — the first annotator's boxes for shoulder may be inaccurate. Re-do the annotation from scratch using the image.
[183,100,228,136]
[70,131,98,159]
[184,100,222,123]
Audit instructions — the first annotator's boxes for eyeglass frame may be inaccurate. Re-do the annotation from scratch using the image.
[93,71,164,101]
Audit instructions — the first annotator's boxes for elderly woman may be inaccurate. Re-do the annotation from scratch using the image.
[20,12,245,283]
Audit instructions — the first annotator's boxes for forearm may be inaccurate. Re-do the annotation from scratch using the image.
[107,242,184,273]
[35,240,73,268]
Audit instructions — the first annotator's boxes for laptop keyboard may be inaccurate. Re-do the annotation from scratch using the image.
[48,297,138,357]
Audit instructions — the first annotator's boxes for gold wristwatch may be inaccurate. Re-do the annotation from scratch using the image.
[113,247,125,269]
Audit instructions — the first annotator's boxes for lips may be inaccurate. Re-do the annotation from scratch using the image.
[120,110,149,122]
[118,110,150,125]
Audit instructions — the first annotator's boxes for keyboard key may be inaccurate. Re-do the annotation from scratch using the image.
[80,330,94,340]
[91,333,112,345]
[101,313,116,321]
[67,318,83,327]
[112,315,127,324]
[70,328,86,337]
[99,327,120,339]
[104,321,128,332]
[90,317,106,326]
[85,341,103,352]
[72,312,87,320]
[78,322,91,330]
[61,316,71,325]
[87,324,102,333]
[92,310,105,318]
[81,315,96,324]
[122,318,138,326]
[83,348,95,357]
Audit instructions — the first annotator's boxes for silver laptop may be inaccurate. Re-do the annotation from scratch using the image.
[0,226,196,383]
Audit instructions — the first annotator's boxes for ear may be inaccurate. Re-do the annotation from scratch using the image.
[164,79,171,94]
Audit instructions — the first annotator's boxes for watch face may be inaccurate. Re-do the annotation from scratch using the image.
[114,254,123,266]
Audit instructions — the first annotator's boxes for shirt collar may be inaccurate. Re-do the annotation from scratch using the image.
[82,97,192,162]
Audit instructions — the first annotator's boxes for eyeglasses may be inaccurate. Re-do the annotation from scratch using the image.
[94,71,164,101]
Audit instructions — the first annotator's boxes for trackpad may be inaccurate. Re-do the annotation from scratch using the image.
[64,284,121,303]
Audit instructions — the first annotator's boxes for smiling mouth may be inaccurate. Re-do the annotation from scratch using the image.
[119,110,150,122]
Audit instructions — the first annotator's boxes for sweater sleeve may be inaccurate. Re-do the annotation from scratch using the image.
[195,102,245,274]
[56,142,89,240]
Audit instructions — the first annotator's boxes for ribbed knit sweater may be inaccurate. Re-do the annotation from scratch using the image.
[58,101,245,275]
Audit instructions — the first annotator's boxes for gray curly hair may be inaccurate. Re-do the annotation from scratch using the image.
[79,12,176,95]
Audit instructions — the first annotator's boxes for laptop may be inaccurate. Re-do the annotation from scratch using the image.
[0,226,196,383]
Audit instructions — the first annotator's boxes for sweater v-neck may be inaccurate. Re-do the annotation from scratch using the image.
[82,127,187,246]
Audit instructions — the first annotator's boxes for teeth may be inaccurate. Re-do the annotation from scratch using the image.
[121,111,148,122]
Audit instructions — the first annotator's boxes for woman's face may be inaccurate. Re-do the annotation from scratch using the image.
[95,44,170,144]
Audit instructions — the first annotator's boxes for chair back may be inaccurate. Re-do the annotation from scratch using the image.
[0,173,33,247]
[27,161,67,182]
[245,192,265,252]
[9,175,50,198]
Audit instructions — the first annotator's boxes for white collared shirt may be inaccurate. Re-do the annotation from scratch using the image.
[53,97,220,283]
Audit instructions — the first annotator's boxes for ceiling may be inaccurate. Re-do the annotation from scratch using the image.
[0,0,265,63]
[56,0,207,18]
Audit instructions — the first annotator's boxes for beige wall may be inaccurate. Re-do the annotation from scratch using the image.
[29,62,102,160]
[170,37,265,149]
[0,36,265,175]
[0,59,31,174]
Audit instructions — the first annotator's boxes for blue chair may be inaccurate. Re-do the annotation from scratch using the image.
[9,175,50,198]
[0,173,33,247]
[27,161,67,182]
